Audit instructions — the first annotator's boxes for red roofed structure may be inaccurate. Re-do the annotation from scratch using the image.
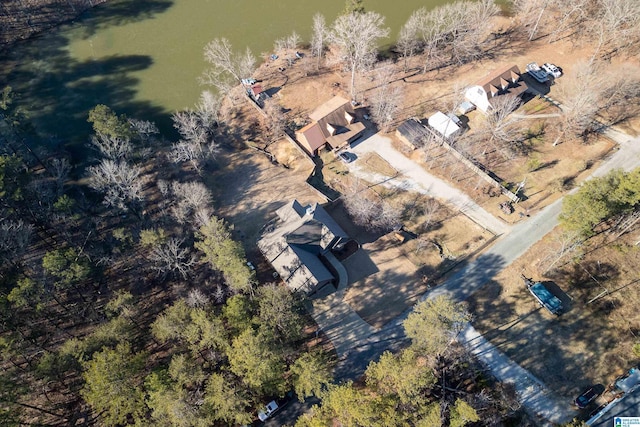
[295,96,365,155]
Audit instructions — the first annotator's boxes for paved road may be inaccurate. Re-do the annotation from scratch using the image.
[320,193,576,423]
[350,134,511,235]
[276,131,640,426]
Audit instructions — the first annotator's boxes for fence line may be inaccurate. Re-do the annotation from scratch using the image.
[441,139,520,203]
[244,94,315,168]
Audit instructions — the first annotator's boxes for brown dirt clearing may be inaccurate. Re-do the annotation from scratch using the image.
[209,141,321,259]
[324,195,493,329]
[468,227,640,400]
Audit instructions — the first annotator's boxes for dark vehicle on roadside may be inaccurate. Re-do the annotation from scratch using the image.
[574,387,601,409]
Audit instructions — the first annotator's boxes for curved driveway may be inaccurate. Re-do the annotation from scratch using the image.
[350,134,511,235]
[299,130,640,426]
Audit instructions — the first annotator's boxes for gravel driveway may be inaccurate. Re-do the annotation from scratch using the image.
[348,134,511,235]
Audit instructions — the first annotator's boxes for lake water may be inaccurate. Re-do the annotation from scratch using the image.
[1,0,454,145]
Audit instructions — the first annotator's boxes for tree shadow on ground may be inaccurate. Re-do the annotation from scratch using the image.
[548,261,621,304]
[208,147,323,261]
[0,2,172,161]
[307,159,342,202]
[342,249,379,284]
[533,159,560,172]
[323,199,386,245]
[469,263,630,398]
[0,0,172,48]
[434,252,507,301]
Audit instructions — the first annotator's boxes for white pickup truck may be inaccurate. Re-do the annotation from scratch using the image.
[257,400,279,421]
[526,62,550,83]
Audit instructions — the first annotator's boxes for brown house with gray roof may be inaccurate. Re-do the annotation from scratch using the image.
[258,200,349,295]
[295,96,365,155]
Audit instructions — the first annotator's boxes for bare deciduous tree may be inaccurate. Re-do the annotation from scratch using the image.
[400,0,498,73]
[87,159,144,211]
[368,64,403,132]
[449,0,500,64]
[593,0,640,57]
[185,288,210,308]
[174,181,212,212]
[262,99,286,146]
[557,60,603,140]
[172,110,207,145]
[168,141,216,172]
[598,65,640,125]
[47,157,70,196]
[0,219,33,269]
[329,11,390,100]
[128,119,159,144]
[396,16,422,72]
[343,186,379,226]
[196,90,222,129]
[201,38,256,92]
[89,133,132,160]
[169,181,212,227]
[538,230,583,274]
[478,94,524,159]
[414,235,431,254]
[311,13,328,70]
[274,31,301,54]
[343,181,401,231]
[157,179,170,197]
[422,198,441,231]
[414,7,448,73]
[149,238,196,280]
[548,0,591,44]
[512,0,553,41]
[193,206,214,230]
[377,202,403,231]
[557,61,640,142]
[169,110,219,171]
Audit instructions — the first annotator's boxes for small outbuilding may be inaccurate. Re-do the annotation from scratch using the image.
[427,111,461,139]
[396,118,431,150]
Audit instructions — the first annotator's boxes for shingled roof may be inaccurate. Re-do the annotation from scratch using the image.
[465,65,529,112]
[477,65,528,104]
[296,96,365,154]
[258,200,349,294]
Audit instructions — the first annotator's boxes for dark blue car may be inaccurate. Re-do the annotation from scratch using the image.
[574,387,600,409]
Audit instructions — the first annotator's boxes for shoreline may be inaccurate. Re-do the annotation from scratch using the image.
[0,0,109,52]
